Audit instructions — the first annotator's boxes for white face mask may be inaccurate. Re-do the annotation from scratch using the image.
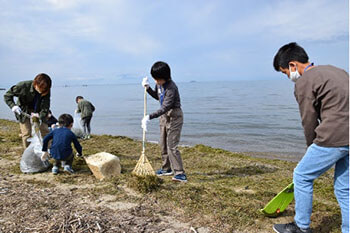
[289,65,301,82]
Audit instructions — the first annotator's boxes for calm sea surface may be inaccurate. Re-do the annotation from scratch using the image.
[0,80,307,161]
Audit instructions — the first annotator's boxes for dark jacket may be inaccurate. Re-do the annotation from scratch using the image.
[77,99,95,119]
[294,65,349,147]
[147,80,181,119]
[47,115,58,127]
[42,127,82,160]
[4,80,50,123]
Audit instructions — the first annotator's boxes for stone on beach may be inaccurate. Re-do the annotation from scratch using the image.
[84,152,121,180]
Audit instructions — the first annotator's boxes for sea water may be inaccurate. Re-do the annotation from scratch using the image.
[0,80,306,161]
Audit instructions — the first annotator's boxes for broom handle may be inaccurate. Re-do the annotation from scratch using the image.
[142,87,147,153]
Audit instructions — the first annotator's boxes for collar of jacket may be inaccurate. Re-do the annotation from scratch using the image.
[163,79,173,89]
[30,82,35,94]
[29,82,41,96]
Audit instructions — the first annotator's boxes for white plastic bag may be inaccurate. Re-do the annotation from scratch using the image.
[72,112,84,138]
[20,123,50,173]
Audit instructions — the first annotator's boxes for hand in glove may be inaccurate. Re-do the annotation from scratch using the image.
[31,112,40,118]
[142,76,150,88]
[41,151,50,161]
[11,106,22,115]
[141,115,150,132]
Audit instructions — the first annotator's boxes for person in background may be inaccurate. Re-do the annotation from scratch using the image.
[272,42,349,233]
[4,73,52,148]
[75,96,95,139]
[141,61,187,182]
[46,110,58,131]
[41,113,82,175]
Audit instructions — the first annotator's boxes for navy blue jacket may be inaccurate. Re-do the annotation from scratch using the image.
[42,127,82,160]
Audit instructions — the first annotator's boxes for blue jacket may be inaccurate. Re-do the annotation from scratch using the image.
[42,127,82,160]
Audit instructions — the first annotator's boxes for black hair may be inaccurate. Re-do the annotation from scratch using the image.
[273,42,309,71]
[76,96,84,103]
[150,61,171,81]
[58,114,73,127]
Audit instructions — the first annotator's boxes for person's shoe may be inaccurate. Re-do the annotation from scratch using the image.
[63,165,74,174]
[52,166,59,175]
[172,174,188,183]
[87,135,91,139]
[273,222,312,233]
[156,169,174,176]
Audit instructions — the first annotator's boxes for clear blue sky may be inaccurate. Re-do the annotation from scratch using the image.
[0,0,348,86]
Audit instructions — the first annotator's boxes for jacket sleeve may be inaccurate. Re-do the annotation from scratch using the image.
[42,131,54,152]
[146,85,159,100]
[72,134,82,155]
[3,84,20,109]
[39,94,50,122]
[149,88,175,119]
[295,92,319,147]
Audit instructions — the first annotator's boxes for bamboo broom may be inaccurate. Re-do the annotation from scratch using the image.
[132,86,155,176]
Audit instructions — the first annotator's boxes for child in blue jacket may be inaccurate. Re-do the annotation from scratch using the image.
[42,113,82,174]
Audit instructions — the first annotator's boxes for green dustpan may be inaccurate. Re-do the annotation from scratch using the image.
[260,183,294,217]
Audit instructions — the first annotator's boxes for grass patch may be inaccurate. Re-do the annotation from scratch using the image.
[128,175,163,193]
[8,163,22,174]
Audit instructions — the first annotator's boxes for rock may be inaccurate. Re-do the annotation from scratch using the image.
[84,152,121,180]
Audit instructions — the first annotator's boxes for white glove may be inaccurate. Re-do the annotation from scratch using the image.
[75,109,78,113]
[11,106,22,115]
[41,152,50,161]
[141,115,150,131]
[31,113,39,118]
[142,76,150,88]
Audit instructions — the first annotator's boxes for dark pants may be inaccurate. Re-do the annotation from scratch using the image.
[159,108,184,176]
[81,116,92,136]
[53,153,74,167]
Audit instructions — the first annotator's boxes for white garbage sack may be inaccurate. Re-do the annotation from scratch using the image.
[72,112,84,138]
[20,123,50,173]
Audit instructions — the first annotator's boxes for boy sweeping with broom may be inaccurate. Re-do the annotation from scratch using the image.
[141,61,187,182]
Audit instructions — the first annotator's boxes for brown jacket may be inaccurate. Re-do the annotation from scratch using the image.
[147,80,181,119]
[294,65,349,147]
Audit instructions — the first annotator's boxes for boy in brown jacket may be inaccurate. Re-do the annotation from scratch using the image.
[141,61,187,182]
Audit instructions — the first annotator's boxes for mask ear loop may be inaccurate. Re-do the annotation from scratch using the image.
[288,63,297,78]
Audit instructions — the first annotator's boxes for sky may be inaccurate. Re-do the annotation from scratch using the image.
[0,0,348,86]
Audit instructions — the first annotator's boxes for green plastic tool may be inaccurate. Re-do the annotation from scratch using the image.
[260,182,294,217]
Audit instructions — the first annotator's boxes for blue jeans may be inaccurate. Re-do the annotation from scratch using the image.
[294,143,349,232]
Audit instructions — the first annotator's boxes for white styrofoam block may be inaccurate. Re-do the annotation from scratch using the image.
[85,152,121,180]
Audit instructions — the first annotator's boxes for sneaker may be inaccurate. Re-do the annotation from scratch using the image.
[172,174,188,183]
[52,166,59,175]
[273,222,312,233]
[156,169,174,176]
[63,165,74,174]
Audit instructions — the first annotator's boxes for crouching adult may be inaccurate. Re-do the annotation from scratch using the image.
[4,73,52,148]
